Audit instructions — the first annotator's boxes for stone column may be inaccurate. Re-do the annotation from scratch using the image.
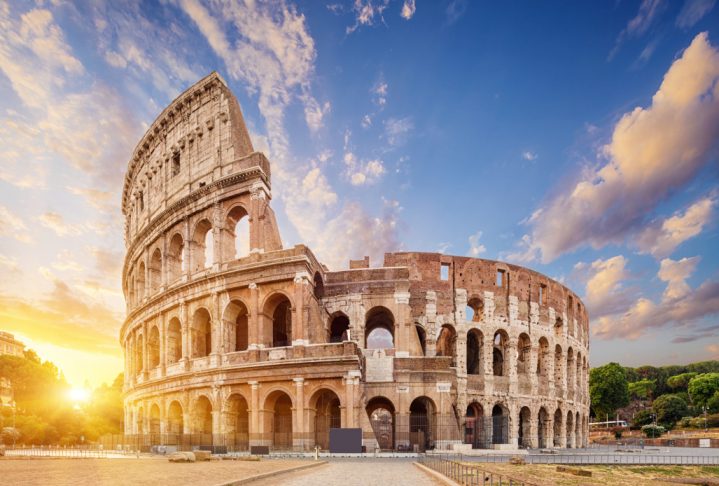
[558,413,567,448]
[546,414,554,448]
[183,218,191,281]
[180,301,190,370]
[508,337,518,396]
[509,404,519,448]
[212,202,222,271]
[529,343,539,396]
[211,291,220,363]
[161,233,168,291]
[293,273,307,345]
[293,378,305,449]
[160,313,167,377]
[394,290,411,356]
[344,374,355,428]
[141,324,149,380]
[249,381,261,446]
[159,398,167,435]
[529,409,539,448]
[248,283,260,348]
[483,336,494,395]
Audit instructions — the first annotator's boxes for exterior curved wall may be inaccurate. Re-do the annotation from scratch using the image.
[121,73,590,451]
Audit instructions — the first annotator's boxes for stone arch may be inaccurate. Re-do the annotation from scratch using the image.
[436,324,457,366]
[566,410,574,448]
[191,307,212,358]
[493,330,510,376]
[136,261,146,302]
[366,396,395,451]
[167,233,184,282]
[264,390,293,450]
[415,324,427,356]
[134,331,143,376]
[466,328,483,375]
[263,292,292,348]
[313,272,324,301]
[137,405,144,434]
[166,317,182,364]
[554,344,563,393]
[223,299,249,352]
[553,408,563,447]
[148,325,160,368]
[149,403,161,435]
[537,337,549,378]
[538,407,549,448]
[517,333,531,374]
[409,396,436,452]
[149,248,162,294]
[225,393,249,451]
[167,400,184,435]
[329,312,349,343]
[225,204,250,260]
[518,406,532,448]
[192,395,213,440]
[575,411,581,449]
[464,402,485,448]
[466,295,484,322]
[365,306,395,349]
[491,403,510,444]
[567,347,575,398]
[309,388,341,450]
[191,218,213,272]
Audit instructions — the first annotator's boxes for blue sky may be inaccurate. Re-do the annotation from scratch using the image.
[0,0,718,387]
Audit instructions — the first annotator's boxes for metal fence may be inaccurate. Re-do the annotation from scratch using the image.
[455,453,719,466]
[420,455,535,486]
[3,445,127,458]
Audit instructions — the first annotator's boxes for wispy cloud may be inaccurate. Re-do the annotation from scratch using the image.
[676,0,716,28]
[400,0,416,20]
[0,205,32,243]
[384,116,413,146]
[609,0,666,60]
[467,231,486,257]
[346,0,389,34]
[522,151,537,161]
[445,0,468,25]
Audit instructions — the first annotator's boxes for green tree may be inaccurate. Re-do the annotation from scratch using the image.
[667,372,698,391]
[590,362,629,419]
[652,394,688,427]
[628,379,656,400]
[632,409,654,428]
[707,391,719,414]
[688,373,719,407]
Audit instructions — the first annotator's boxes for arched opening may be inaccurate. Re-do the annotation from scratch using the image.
[575,411,581,449]
[150,403,161,435]
[491,404,509,444]
[134,334,143,376]
[567,348,575,397]
[517,333,531,375]
[310,389,341,450]
[271,297,292,347]
[415,325,427,356]
[313,272,324,301]
[493,330,509,376]
[127,270,135,307]
[365,307,394,349]
[466,296,484,322]
[148,325,160,368]
[537,337,549,377]
[149,248,162,294]
[466,329,483,375]
[329,313,350,343]
[464,402,485,448]
[554,345,563,394]
[223,300,249,352]
[518,406,531,448]
[566,411,574,448]
[192,396,213,444]
[575,352,582,400]
[265,391,293,450]
[167,318,182,364]
[409,396,435,452]
[192,219,213,272]
[436,324,457,366]
[136,261,146,302]
[137,406,144,434]
[554,316,563,337]
[225,394,249,451]
[553,408,562,447]
[168,233,184,282]
[538,407,549,448]
[168,401,184,435]
[226,205,250,259]
[191,308,212,358]
[366,397,395,451]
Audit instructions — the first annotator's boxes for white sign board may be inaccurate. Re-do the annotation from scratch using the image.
[436,382,451,393]
[699,438,710,448]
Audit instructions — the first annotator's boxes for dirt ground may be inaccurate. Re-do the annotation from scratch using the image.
[468,463,719,485]
[0,457,312,486]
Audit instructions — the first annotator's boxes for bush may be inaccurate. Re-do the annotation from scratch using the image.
[641,424,666,438]
[707,391,719,414]
[652,394,688,427]
[632,409,654,428]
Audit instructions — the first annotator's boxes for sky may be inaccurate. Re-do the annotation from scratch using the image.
[0,0,718,388]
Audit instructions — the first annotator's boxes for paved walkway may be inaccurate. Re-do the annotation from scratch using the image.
[262,460,442,485]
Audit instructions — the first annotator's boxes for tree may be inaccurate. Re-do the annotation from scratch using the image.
[590,362,629,419]
[688,373,719,407]
[628,379,656,400]
[652,394,688,427]
[667,372,697,391]
[632,409,654,428]
[707,391,719,414]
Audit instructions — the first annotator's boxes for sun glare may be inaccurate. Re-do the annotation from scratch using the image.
[68,387,91,403]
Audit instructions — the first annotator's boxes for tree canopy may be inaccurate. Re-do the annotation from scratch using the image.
[590,362,629,419]
[688,373,719,408]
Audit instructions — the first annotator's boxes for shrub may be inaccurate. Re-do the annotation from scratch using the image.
[632,409,654,428]
[641,424,665,438]
[652,394,688,427]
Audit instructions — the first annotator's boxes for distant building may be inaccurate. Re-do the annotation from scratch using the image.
[0,331,23,357]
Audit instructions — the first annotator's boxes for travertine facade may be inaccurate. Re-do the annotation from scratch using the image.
[121,72,589,451]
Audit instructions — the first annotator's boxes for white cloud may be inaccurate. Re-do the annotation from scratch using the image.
[0,205,31,243]
[521,33,719,263]
[445,0,467,25]
[38,212,82,237]
[610,0,667,60]
[303,97,330,132]
[401,0,416,20]
[658,256,699,301]
[467,231,486,257]
[578,255,636,319]
[676,0,716,28]
[522,151,537,161]
[635,196,715,258]
[372,80,388,106]
[361,114,372,128]
[384,116,413,146]
[347,0,389,34]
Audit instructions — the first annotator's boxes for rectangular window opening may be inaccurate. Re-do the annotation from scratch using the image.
[496,270,504,287]
[172,153,181,177]
[539,284,546,305]
[440,263,450,281]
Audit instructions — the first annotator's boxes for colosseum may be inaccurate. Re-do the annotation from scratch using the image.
[120,72,590,453]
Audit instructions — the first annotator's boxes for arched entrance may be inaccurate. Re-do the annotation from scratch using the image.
[493,331,509,376]
[491,404,509,445]
[553,408,562,447]
[329,313,350,343]
[167,401,184,435]
[310,389,341,450]
[191,308,212,358]
[464,402,486,449]
[436,324,457,366]
[365,307,394,349]
[566,411,574,448]
[223,300,249,352]
[225,394,249,451]
[518,406,531,448]
[192,396,213,446]
[366,397,395,450]
[149,403,161,436]
[409,396,435,452]
[538,407,549,448]
[265,294,292,348]
[148,326,160,368]
[265,391,293,450]
[167,318,182,364]
[466,329,483,374]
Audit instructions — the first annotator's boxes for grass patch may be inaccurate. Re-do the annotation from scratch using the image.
[699,465,719,476]
[623,466,684,476]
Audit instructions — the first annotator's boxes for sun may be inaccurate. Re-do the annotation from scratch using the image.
[68,387,91,403]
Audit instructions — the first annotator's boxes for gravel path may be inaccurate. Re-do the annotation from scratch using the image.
[260,460,443,485]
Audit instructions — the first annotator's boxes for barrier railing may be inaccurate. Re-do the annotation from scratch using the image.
[420,454,536,485]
